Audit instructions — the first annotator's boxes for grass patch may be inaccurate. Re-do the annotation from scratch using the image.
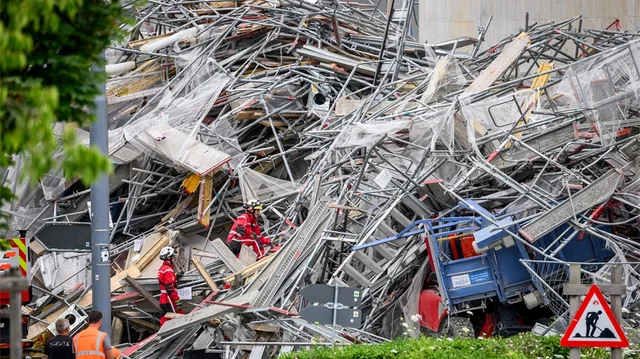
[279,333,640,359]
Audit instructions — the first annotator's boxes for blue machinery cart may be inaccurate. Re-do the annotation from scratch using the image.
[352,200,614,337]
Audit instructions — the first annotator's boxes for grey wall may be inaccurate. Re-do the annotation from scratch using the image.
[419,0,639,48]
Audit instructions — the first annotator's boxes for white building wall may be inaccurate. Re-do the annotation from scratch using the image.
[419,0,639,48]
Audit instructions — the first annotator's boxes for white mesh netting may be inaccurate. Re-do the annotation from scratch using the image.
[123,70,232,175]
[554,41,640,146]
[333,120,410,149]
[237,167,302,204]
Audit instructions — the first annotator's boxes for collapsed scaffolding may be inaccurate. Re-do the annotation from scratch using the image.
[3,0,640,357]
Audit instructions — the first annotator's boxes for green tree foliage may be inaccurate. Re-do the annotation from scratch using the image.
[0,0,127,231]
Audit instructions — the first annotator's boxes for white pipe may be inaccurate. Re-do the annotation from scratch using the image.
[140,26,201,53]
[106,61,136,75]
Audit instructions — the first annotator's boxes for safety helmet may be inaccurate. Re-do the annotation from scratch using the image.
[111,348,122,359]
[159,246,176,261]
[243,199,263,211]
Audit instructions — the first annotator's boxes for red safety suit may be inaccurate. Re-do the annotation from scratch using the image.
[227,212,271,258]
[157,260,184,326]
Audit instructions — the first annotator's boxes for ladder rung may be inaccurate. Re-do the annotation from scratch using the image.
[354,251,383,274]
[343,264,371,287]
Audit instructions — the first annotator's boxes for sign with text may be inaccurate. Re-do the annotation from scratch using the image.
[178,287,192,300]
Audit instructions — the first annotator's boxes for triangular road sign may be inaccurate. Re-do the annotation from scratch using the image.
[561,284,628,348]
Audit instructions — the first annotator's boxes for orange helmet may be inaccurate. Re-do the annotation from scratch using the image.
[111,348,122,359]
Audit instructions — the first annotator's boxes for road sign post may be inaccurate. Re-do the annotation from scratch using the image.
[299,284,361,347]
[561,264,628,359]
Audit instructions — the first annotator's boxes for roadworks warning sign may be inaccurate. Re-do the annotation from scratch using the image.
[561,284,628,348]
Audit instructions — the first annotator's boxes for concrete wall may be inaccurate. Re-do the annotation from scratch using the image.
[419,0,639,49]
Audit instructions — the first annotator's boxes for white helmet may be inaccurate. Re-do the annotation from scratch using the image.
[159,246,175,260]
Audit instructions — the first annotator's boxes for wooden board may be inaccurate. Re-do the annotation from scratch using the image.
[208,0,236,8]
[197,175,213,228]
[76,266,142,308]
[463,32,530,137]
[29,240,46,256]
[464,32,530,94]
[223,256,274,286]
[192,257,218,292]
[133,234,169,269]
[162,194,195,223]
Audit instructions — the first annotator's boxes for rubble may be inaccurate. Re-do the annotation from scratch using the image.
[4,0,640,357]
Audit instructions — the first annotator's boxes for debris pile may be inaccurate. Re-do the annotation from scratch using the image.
[4,0,640,357]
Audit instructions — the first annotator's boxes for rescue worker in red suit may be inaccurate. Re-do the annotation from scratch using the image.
[227,199,271,260]
[157,247,184,326]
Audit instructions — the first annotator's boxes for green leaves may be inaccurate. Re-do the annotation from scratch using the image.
[279,334,638,359]
[0,0,128,229]
[62,126,113,186]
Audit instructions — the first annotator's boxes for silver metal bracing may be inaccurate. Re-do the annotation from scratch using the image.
[210,237,246,273]
[520,169,622,242]
[251,198,331,307]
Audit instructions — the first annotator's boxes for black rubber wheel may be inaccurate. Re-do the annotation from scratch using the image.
[441,316,475,338]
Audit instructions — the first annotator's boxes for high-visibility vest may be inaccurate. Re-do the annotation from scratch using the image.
[73,327,107,359]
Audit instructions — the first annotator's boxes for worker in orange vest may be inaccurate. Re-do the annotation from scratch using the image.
[72,311,116,359]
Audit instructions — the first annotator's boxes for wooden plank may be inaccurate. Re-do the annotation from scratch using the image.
[162,193,195,223]
[248,323,279,333]
[259,120,287,129]
[223,256,275,286]
[133,234,169,269]
[464,32,530,94]
[124,275,162,311]
[562,283,626,296]
[29,240,46,256]
[328,203,361,211]
[77,266,142,308]
[191,257,219,292]
[463,32,530,136]
[163,312,185,319]
[197,174,213,228]
[208,0,236,8]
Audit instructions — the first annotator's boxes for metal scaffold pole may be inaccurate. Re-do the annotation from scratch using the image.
[5,269,29,359]
[90,50,112,333]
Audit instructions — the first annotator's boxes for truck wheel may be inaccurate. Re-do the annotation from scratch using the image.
[441,316,474,338]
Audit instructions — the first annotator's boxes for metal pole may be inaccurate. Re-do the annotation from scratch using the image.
[9,289,21,359]
[4,268,29,359]
[90,50,112,333]
[611,265,623,359]
[569,264,581,359]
